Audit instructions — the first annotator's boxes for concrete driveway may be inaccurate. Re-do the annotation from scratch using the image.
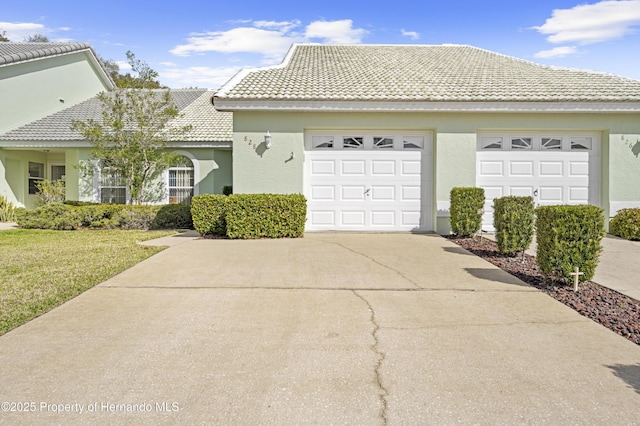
[0,233,639,425]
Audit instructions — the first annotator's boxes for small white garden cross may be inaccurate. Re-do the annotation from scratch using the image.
[570,266,584,292]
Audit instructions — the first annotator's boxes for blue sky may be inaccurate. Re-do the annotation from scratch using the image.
[3,0,640,88]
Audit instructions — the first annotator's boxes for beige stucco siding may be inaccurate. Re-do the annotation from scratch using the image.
[0,51,111,133]
[232,110,640,233]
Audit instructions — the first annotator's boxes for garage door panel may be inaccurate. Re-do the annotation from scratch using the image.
[341,186,366,201]
[402,211,421,226]
[402,186,421,201]
[479,161,504,176]
[539,162,563,177]
[402,160,421,175]
[537,186,563,203]
[371,186,395,201]
[311,160,335,175]
[569,187,589,202]
[569,161,589,177]
[341,160,366,175]
[310,211,335,226]
[509,161,534,177]
[310,186,335,201]
[341,211,366,226]
[509,186,534,197]
[371,160,395,175]
[371,211,395,226]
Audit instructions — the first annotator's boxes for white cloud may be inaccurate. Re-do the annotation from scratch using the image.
[160,65,245,88]
[534,46,579,58]
[170,26,302,59]
[0,21,46,40]
[170,19,367,62]
[159,61,177,67]
[534,0,640,44]
[115,60,132,71]
[305,19,367,43]
[401,29,420,40]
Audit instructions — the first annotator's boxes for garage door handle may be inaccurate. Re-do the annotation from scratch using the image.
[533,189,538,197]
[364,188,371,195]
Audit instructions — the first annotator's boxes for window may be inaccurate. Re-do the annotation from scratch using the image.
[99,166,127,204]
[373,137,394,149]
[511,137,532,150]
[571,137,592,150]
[343,137,364,149]
[168,157,194,204]
[480,137,502,150]
[403,136,424,149]
[312,136,334,149]
[541,137,562,150]
[28,162,44,194]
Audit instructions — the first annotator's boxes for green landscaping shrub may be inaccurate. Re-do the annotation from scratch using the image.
[115,205,161,230]
[191,194,228,236]
[152,204,193,229]
[77,204,125,228]
[493,196,535,256]
[16,203,82,230]
[35,179,65,206]
[535,204,605,283]
[222,185,233,196]
[0,195,16,222]
[225,193,306,239]
[609,208,640,240]
[450,187,485,237]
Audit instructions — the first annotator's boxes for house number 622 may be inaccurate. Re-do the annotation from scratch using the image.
[244,136,256,149]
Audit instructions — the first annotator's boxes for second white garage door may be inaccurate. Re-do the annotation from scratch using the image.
[304,131,432,231]
[477,133,600,231]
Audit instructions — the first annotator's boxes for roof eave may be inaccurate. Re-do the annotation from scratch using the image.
[213,99,640,113]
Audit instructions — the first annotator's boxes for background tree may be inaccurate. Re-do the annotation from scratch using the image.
[71,56,188,204]
[99,50,164,89]
[0,31,9,42]
[24,34,50,42]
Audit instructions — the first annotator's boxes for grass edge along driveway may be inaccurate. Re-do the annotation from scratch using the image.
[0,229,176,336]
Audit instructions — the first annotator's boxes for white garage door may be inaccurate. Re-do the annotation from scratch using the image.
[477,133,600,232]
[304,131,432,231]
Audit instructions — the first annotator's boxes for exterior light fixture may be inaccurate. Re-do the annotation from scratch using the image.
[265,131,272,149]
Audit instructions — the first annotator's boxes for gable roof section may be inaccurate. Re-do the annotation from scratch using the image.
[0,42,115,88]
[214,44,640,113]
[0,89,232,146]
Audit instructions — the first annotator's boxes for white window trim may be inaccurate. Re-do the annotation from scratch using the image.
[305,130,433,151]
[95,165,129,205]
[477,132,600,154]
[162,151,199,204]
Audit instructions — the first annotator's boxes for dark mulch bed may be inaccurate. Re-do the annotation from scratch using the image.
[448,236,640,346]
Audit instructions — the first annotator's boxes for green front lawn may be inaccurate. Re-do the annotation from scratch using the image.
[0,229,176,336]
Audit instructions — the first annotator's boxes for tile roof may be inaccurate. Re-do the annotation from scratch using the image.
[216,44,640,103]
[0,42,94,66]
[0,89,232,143]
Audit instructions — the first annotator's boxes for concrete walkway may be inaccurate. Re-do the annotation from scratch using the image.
[0,233,639,425]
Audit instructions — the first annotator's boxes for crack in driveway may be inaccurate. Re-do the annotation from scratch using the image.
[317,239,423,289]
[353,290,389,425]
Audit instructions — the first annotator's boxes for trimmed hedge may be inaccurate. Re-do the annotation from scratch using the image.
[225,194,306,239]
[191,193,307,239]
[191,194,228,236]
[15,203,82,230]
[493,196,535,256]
[610,208,640,240]
[15,203,193,230]
[535,204,605,283]
[450,187,485,237]
[152,204,193,230]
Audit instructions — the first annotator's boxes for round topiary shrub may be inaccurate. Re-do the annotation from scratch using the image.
[610,208,640,240]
